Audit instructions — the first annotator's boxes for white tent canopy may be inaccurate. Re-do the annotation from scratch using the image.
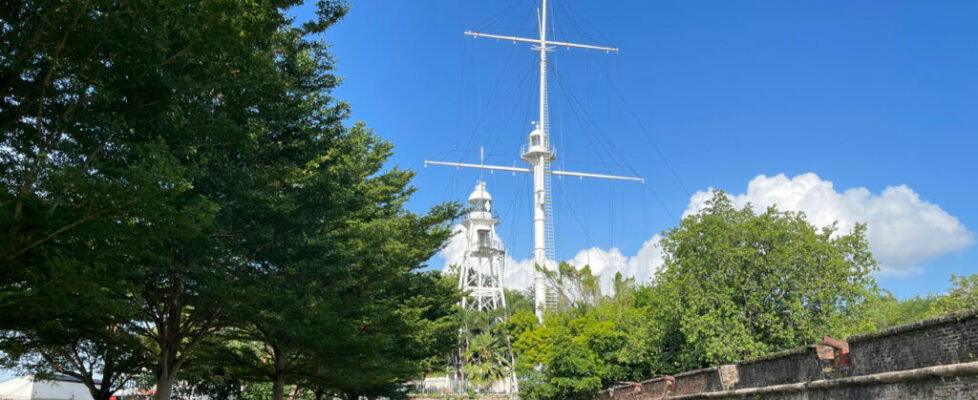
[0,376,95,400]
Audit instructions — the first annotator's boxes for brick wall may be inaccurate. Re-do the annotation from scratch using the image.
[732,346,824,389]
[848,308,978,376]
[597,308,978,400]
[671,368,722,396]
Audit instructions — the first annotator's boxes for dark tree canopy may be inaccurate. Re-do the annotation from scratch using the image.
[1,1,461,399]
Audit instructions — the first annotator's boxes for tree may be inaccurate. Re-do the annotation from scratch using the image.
[0,1,232,396]
[851,292,939,334]
[513,269,655,400]
[168,342,245,400]
[934,273,978,315]
[515,323,601,400]
[115,3,363,398]
[2,2,462,400]
[505,288,535,315]
[134,1,463,395]
[648,191,878,371]
[849,272,978,335]
[462,333,510,392]
[319,271,461,400]
[539,262,602,312]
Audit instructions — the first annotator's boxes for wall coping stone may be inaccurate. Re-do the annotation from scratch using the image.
[637,376,670,385]
[672,366,717,378]
[607,377,669,394]
[735,345,814,366]
[606,382,636,392]
[846,307,978,343]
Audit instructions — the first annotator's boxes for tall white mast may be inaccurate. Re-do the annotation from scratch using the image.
[531,0,551,321]
[427,0,640,322]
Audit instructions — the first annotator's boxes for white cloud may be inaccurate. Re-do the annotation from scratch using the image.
[684,173,974,275]
[565,236,664,294]
[437,173,973,293]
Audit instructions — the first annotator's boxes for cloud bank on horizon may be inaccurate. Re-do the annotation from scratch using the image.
[437,173,974,293]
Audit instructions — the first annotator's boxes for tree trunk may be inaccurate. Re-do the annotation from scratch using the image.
[151,274,203,400]
[272,376,285,400]
[272,345,286,400]
[154,371,175,400]
[83,380,116,400]
[154,330,181,400]
[95,388,114,400]
[154,329,181,400]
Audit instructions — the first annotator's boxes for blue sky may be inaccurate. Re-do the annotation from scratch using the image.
[297,0,977,298]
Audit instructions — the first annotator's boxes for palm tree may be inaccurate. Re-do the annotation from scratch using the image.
[461,332,510,393]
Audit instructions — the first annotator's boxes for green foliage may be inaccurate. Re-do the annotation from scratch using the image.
[650,192,878,371]
[1,1,461,400]
[171,347,244,400]
[512,192,885,399]
[461,333,510,391]
[934,273,978,315]
[452,305,518,395]
[505,288,535,315]
[850,292,940,334]
[540,262,602,311]
[514,269,655,400]
[240,382,274,400]
[852,272,978,335]
[504,310,540,342]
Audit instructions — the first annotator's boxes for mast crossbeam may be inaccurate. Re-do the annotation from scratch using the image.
[425,160,643,183]
[464,31,619,53]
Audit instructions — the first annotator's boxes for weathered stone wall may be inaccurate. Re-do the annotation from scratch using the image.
[606,378,671,400]
[597,308,978,400]
[847,309,978,376]
[732,346,824,389]
[671,368,722,396]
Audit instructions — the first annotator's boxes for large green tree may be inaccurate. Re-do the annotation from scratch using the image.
[646,191,878,371]
[1,0,243,397]
[2,2,461,400]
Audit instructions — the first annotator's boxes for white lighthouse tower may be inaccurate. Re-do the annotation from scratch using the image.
[458,181,507,312]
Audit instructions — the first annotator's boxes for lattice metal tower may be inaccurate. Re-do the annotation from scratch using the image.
[458,181,507,312]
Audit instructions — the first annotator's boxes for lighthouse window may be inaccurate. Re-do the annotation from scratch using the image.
[531,136,540,146]
[478,229,491,250]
